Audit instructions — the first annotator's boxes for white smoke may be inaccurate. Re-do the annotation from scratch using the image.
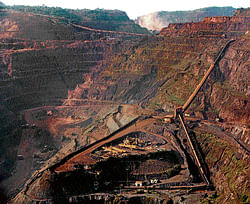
[136,13,169,31]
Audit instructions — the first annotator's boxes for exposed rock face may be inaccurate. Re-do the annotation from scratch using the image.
[0,6,249,204]
[0,8,147,200]
[135,7,236,31]
[235,7,250,16]
[0,104,20,179]
[158,14,249,125]
[63,11,249,149]
[194,126,249,203]
[210,36,249,123]
[160,15,249,38]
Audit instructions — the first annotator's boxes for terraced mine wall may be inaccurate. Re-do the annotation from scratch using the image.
[161,16,250,38]
[194,126,249,203]
[0,37,143,198]
[0,42,109,112]
[0,9,149,200]
[64,25,249,147]
[1,7,249,203]
[79,34,248,124]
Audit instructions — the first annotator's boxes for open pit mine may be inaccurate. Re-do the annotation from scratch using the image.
[0,4,249,204]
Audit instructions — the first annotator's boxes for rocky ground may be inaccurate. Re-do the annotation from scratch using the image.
[0,6,249,204]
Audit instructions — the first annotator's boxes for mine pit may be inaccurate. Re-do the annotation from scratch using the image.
[1,6,249,204]
[35,151,183,203]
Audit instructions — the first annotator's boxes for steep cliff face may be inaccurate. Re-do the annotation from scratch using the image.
[0,8,146,199]
[210,35,249,123]
[0,8,145,112]
[135,6,236,31]
[0,6,249,204]
[59,13,249,203]
[160,15,249,38]
[158,14,249,124]
[1,40,113,111]
[67,14,249,125]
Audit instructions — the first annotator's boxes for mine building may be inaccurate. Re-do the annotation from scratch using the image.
[135,181,144,187]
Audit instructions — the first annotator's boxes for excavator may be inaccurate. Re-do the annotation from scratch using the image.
[164,39,235,185]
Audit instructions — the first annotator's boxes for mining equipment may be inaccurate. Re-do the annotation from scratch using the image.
[135,181,144,187]
[164,39,235,186]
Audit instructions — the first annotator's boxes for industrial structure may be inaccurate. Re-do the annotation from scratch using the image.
[166,39,236,185]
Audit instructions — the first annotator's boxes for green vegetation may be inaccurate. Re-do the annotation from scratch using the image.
[194,128,249,203]
[0,1,5,9]
[7,5,149,34]
[102,33,228,113]
[9,5,81,23]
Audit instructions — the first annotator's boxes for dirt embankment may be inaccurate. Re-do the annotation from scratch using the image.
[1,8,249,204]
[160,15,249,38]
[194,125,249,203]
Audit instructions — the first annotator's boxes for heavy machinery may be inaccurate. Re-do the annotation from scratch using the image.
[166,39,235,185]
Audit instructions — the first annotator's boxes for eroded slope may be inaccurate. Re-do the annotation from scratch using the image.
[0,7,249,204]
